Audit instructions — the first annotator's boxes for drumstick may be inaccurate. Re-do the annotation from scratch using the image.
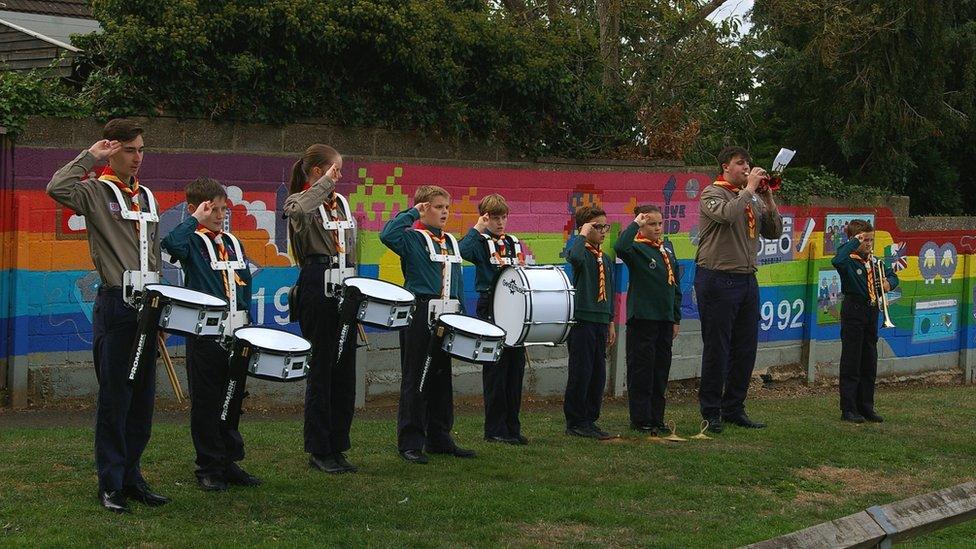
[157,333,186,403]
[357,323,372,351]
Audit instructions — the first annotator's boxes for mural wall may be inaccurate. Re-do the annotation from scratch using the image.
[2,145,974,376]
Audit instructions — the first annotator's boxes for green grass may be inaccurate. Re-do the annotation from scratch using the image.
[2,386,976,547]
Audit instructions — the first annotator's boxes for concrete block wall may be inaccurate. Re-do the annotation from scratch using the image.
[3,116,976,407]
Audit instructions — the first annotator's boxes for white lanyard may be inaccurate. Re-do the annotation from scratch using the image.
[414,229,462,300]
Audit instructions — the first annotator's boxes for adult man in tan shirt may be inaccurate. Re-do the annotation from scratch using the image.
[695,146,783,433]
[47,119,168,513]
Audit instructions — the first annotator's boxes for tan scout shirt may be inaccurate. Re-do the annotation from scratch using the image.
[695,183,783,273]
[283,175,357,266]
[46,150,161,287]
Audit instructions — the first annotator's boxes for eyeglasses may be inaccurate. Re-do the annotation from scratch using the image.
[592,224,611,233]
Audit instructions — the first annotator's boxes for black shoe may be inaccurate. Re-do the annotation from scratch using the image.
[197,475,228,492]
[333,453,358,473]
[630,423,655,432]
[862,411,884,423]
[310,454,352,474]
[99,490,131,514]
[652,423,672,436]
[398,449,429,464]
[225,464,262,486]
[514,434,529,445]
[123,481,170,506]
[723,413,766,429]
[704,417,723,434]
[591,424,613,440]
[841,412,866,423]
[429,445,477,458]
[566,425,599,438]
[485,435,520,444]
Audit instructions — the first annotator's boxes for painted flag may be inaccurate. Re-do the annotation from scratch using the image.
[886,242,908,272]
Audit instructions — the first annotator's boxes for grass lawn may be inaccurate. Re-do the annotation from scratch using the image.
[1,385,975,547]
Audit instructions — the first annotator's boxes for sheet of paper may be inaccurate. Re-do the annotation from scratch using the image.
[772,148,796,172]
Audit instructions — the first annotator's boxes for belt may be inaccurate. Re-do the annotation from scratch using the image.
[97,286,123,297]
[303,255,338,267]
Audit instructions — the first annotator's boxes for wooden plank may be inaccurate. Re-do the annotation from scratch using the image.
[744,511,885,548]
[744,482,976,548]
[884,481,976,541]
[0,47,59,61]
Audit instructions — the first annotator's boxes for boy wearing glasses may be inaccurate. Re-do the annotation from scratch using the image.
[564,206,616,439]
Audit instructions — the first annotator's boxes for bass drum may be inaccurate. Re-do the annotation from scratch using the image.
[490,265,575,347]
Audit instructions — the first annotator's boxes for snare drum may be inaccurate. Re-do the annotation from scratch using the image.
[436,314,506,364]
[233,326,312,382]
[342,277,416,329]
[491,266,575,347]
[145,284,228,337]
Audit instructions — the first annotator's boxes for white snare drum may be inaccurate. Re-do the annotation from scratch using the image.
[491,265,575,347]
[233,327,312,382]
[146,284,228,337]
[436,314,506,364]
[343,277,415,329]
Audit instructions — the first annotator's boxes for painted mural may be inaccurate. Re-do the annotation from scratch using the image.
[2,146,975,365]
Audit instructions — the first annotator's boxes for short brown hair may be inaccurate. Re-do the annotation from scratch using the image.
[415,185,451,204]
[478,194,509,216]
[103,118,144,142]
[575,205,606,229]
[845,219,874,238]
[633,204,662,216]
[717,146,750,171]
[185,177,227,207]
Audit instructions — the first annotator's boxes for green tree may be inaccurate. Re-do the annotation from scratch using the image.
[749,0,976,214]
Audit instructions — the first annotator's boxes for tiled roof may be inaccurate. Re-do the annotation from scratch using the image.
[0,1,92,19]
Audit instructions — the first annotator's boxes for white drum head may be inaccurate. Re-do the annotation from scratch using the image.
[439,314,506,338]
[492,268,528,346]
[147,284,227,307]
[234,327,311,353]
[345,277,414,302]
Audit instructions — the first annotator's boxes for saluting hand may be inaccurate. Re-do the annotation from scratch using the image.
[88,139,122,161]
[191,200,213,223]
[415,201,431,215]
[634,212,649,227]
[474,213,490,232]
[325,163,341,182]
[579,221,595,238]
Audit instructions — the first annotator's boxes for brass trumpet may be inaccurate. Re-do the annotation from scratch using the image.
[871,254,896,328]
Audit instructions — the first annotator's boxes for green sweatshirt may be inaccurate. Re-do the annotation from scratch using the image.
[379,208,463,299]
[566,236,614,324]
[614,222,682,323]
[161,216,253,311]
[831,237,899,301]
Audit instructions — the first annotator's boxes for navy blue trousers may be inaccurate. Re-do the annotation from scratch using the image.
[92,287,157,492]
[626,318,673,426]
[299,263,358,458]
[839,295,879,415]
[185,335,245,479]
[477,295,526,439]
[397,296,456,452]
[564,320,608,429]
[695,267,759,420]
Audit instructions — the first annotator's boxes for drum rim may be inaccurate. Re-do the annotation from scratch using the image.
[438,313,507,340]
[233,326,312,354]
[343,277,416,306]
[146,283,228,308]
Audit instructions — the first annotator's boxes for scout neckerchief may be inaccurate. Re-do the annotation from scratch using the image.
[483,231,525,266]
[584,241,607,302]
[415,227,462,300]
[634,233,675,286]
[713,174,756,238]
[196,227,246,299]
[97,165,141,231]
[850,252,877,305]
[302,181,346,254]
